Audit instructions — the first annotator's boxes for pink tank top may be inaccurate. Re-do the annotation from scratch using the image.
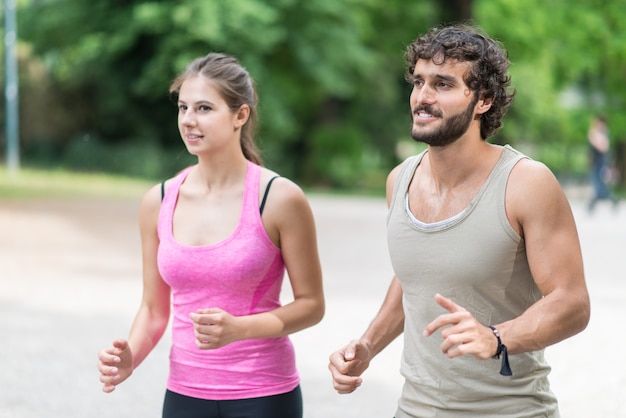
[157,161,299,400]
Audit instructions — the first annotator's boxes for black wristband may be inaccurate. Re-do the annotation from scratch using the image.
[489,325,512,376]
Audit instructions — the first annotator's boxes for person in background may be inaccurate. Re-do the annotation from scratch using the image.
[328,24,590,418]
[97,52,324,418]
[588,114,619,212]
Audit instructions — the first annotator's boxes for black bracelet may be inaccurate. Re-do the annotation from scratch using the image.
[489,325,512,376]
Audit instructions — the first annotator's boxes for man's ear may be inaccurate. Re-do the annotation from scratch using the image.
[476,97,493,115]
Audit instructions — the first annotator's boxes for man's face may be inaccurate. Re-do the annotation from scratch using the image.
[409,59,479,147]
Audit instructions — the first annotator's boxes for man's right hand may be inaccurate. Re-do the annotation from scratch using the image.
[328,339,373,394]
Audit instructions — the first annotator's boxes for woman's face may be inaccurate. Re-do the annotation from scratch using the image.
[176,76,245,156]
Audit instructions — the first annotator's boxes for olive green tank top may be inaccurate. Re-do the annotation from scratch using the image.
[387,145,559,418]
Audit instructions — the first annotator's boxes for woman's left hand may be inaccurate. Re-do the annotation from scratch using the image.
[189,308,242,349]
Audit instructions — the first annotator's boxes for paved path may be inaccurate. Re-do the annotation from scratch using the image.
[0,191,624,417]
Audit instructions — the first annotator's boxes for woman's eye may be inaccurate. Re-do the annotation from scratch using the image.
[198,105,210,112]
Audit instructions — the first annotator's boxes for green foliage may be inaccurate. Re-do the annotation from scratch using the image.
[57,134,195,180]
[475,0,626,182]
[15,0,438,186]
[10,0,626,188]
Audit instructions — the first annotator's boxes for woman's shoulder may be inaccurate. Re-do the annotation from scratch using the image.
[142,165,195,210]
[158,165,196,197]
[138,183,163,226]
[257,167,310,211]
[258,166,299,190]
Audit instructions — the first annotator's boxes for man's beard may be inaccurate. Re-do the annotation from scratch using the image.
[410,96,478,147]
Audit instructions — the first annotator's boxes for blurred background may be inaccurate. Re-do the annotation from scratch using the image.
[1,0,626,193]
[1,1,626,417]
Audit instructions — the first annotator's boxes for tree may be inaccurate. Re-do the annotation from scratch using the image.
[17,0,413,184]
[439,0,474,23]
[475,0,626,182]
[14,0,626,188]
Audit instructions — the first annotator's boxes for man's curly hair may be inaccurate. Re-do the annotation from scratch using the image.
[405,24,515,140]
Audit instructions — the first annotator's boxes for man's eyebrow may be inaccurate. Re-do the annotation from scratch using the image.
[435,74,457,83]
[413,72,458,83]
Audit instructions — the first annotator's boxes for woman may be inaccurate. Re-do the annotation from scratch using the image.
[97,53,325,418]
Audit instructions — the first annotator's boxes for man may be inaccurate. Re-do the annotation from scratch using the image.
[328,24,590,417]
[587,115,618,212]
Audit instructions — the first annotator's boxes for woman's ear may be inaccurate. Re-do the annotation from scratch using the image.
[234,104,250,129]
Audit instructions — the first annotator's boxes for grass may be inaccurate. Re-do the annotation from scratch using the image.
[0,165,386,202]
[0,165,154,200]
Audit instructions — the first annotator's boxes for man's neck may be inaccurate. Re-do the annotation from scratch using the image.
[424,135,497,189]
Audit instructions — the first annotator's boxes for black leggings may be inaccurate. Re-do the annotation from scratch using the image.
[162,386,303,418]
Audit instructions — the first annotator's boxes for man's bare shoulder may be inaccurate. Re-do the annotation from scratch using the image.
[507,157,572,231]
[509,157,562,194]
[386,161,408,206]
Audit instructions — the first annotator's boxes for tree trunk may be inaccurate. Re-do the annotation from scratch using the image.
[439,0,473,24]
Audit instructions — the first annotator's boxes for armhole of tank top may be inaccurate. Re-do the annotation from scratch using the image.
[260,175,280,215]
[161,180,165,202]
[389,156,418,216]
[498,152,526,242]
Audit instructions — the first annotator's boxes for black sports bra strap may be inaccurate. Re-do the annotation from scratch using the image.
[260,176,280,215]
[161,176,280,210]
